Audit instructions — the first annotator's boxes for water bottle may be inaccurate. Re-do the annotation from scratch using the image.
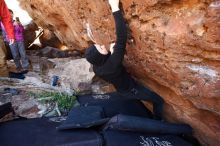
[51,75,59,86]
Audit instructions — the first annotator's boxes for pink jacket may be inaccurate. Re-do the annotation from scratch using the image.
[14,22,24,41]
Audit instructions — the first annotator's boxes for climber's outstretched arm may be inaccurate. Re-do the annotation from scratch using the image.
[108,0,127,66]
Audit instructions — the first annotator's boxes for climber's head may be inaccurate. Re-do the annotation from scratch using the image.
[85,44,110,66]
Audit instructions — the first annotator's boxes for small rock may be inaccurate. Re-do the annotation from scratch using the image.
[39,46,68,58]
[39,57,56,74]
[4,88,19,95]
[48,58,95,93]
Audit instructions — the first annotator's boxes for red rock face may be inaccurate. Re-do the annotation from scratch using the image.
[19,0,220,145]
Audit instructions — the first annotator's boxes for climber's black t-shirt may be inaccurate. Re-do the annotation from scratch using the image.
[93,10,135,93]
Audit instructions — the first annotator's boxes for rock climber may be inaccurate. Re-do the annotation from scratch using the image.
[85,0,164,120]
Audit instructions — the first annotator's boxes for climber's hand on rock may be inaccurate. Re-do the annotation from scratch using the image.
[108,0,120,12]
[110,42,115,54]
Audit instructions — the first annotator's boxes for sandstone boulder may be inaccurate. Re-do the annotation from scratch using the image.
[38,46,82,59]
[18,0,220,145]
[39,28,62,49]
[24,21,38,49]
[48,58,95,93]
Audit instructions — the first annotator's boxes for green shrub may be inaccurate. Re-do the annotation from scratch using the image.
[30,91,77,111]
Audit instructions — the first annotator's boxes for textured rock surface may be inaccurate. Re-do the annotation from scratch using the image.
[19,0,220,145]
[48,58,95,93]
[24,21,38,49]
[39,28,63,49]
[0,88,45,119]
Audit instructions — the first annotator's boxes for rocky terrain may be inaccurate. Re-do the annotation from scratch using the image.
[14,0,220,145]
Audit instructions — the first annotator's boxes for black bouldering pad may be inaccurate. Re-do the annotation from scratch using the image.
[103,130,195,146]
[78,92,153,118]
[0,118,102,146]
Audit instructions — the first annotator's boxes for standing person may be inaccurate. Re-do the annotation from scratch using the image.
[9,16,29,72]
[85,0,164,120]
[0,0,15,77]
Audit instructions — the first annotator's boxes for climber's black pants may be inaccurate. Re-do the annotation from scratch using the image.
[118,84,164,120]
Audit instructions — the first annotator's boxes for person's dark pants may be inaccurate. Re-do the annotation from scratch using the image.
[119,84,164,120]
